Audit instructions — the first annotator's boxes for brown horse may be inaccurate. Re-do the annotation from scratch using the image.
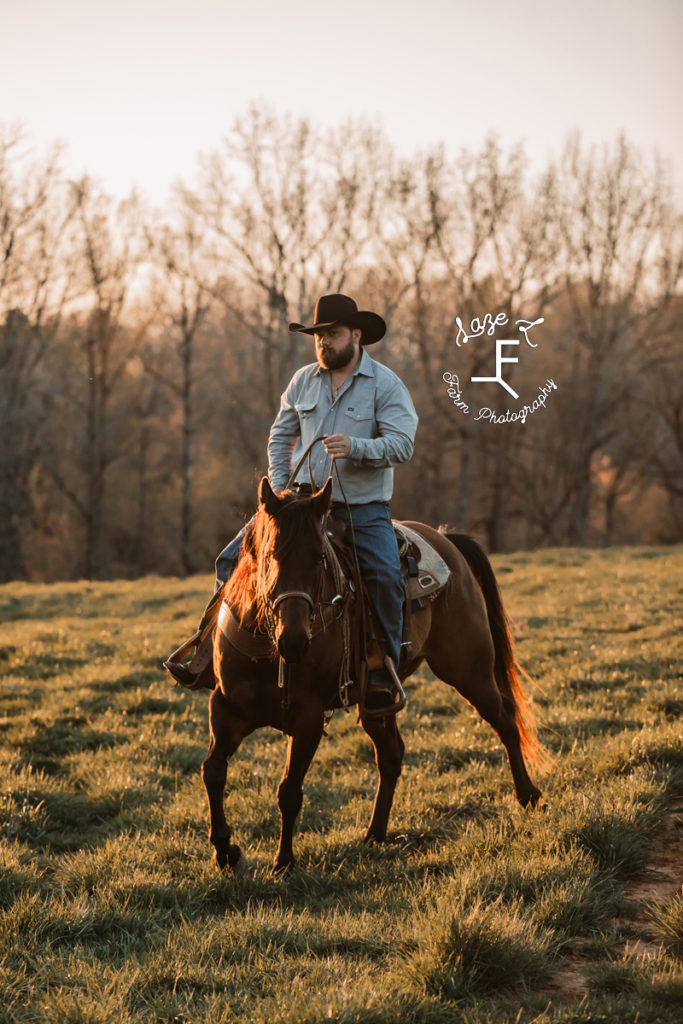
[201,476,546,876]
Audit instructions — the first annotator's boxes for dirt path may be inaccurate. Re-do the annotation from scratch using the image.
[536,799,683,1008]
[623,799,683,904]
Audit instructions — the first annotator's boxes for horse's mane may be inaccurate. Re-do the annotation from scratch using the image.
[224,490,323,630]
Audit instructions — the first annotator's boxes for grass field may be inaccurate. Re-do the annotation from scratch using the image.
[1,545,682,1023]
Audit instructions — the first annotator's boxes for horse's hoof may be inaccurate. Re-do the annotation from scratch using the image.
[272,858,294,877]
[214,849,229,872]
[214,844,248,876]
[363,830,386,845]
[231,850,249,877]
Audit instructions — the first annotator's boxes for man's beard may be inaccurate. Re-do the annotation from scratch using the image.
[317,340,355,371]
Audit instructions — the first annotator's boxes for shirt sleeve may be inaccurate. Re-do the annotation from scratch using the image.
[347,377,418,467]
[267,376,301,491]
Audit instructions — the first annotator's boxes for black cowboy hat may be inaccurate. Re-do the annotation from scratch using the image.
[289,294,386,345]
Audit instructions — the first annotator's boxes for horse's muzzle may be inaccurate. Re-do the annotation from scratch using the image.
[277,628,311,664]
[272,591,314,664]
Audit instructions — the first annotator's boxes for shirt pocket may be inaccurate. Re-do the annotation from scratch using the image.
[295,401,319,444]
[295,400,317,418]
[344,398,375,436]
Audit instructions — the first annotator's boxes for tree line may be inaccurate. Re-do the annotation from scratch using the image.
[1,106,681,582]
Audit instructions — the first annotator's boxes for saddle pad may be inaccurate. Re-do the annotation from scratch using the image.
[393,522,451,603]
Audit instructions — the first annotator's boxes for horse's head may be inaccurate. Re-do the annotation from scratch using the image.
[257,476,333,663]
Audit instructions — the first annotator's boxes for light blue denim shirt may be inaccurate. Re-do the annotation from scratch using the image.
[267,348,418,503]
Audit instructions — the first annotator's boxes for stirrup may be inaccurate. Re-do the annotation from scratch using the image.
[361,656,407,718]
[163,659,199,687]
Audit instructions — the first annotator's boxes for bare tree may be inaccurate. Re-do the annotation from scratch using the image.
[144,205,216,575]
[383,137,554,539]
[550,133,682,544]
[634,297,683,539]
[2,115,681,580]
[46,178,145,578]
[0,129,78,579]
[181,103,390,415]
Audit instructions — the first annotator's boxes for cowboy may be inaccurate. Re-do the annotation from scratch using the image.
[165,294,418,707]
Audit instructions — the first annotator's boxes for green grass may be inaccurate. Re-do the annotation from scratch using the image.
[647,893,683,958]
[0,546,681,1023]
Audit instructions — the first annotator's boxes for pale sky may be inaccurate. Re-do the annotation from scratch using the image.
[2,0,681,202]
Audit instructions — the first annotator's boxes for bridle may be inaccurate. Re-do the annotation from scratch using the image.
[256,514,354,724]
[270,589,316,616]
[257,523,330,646]
[269,588,317,641]
[257,439,361,722]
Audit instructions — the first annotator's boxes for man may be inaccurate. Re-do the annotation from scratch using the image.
[165,293,418,705]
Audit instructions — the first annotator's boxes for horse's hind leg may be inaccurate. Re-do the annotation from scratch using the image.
[273,714,324,875]
[201,687,252,873]
[429,656,541,808]
[360,714,405,843]
[485,686,542,808]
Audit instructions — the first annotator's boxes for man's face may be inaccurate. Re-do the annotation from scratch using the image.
[314,324,360,371]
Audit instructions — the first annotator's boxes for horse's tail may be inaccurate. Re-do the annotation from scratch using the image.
[443,531,550,774]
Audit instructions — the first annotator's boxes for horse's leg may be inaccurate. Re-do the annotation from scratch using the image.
[480,685,541,808]
[427,653,541,808]
[360,714,405,843]
[495,689,542,807]
[273,714,324,875]
[201,687,252,873]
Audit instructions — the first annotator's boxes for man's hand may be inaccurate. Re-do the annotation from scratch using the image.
[323,434,352,458]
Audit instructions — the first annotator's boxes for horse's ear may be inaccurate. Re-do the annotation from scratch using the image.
[311,477,333,518]
[258,476,282,516]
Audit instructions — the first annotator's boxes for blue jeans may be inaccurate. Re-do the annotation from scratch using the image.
[214,501,403,666]
[215,520,253,592]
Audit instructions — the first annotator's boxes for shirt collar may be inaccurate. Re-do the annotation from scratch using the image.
[356,348,375,377]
